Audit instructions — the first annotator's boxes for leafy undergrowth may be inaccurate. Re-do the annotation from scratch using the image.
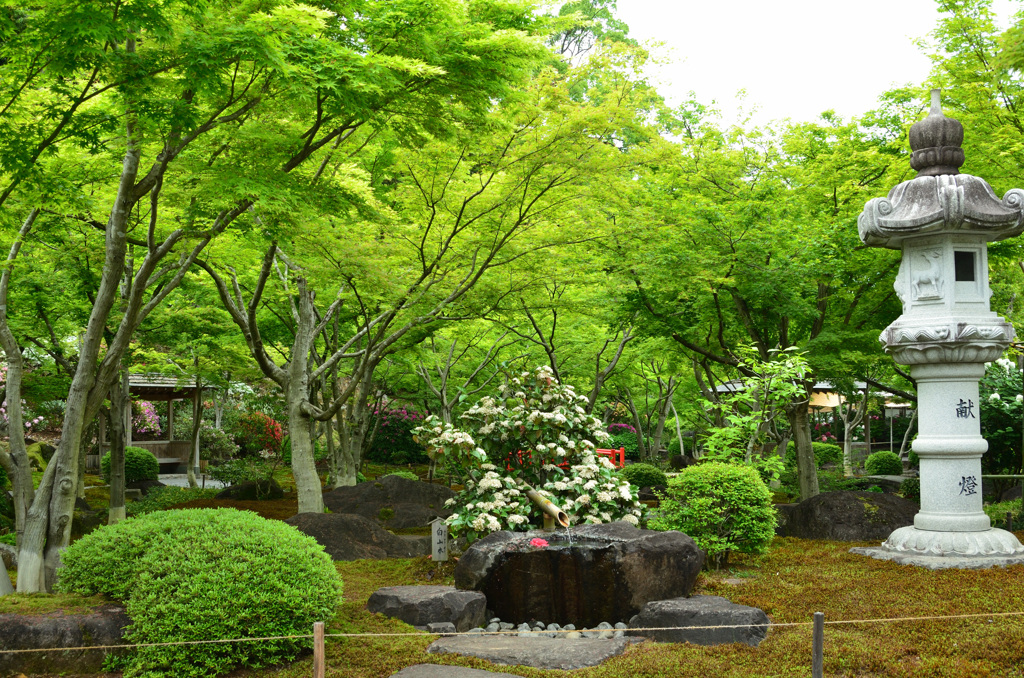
[243,535,1024,678]
[0,592,110,615]
[170,496,300,521]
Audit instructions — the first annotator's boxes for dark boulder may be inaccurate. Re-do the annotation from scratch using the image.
[627,595,769,646]
[455,521,704,628]
[777,490,917,541]
[0,604,129,675]
[367,585,486,632]
[215,478,284,501]
[127,479,167,497]
[322,475,455,529]
[0,542,14,570]
[284,512,425,560]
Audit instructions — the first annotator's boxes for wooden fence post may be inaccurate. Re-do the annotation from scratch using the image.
[812,612,824,678]
[313,621,325,678]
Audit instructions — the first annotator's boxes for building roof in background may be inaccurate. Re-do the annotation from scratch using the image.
[128,373,209,401]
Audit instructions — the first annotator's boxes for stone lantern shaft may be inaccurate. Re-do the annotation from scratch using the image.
[852,89,1024,569]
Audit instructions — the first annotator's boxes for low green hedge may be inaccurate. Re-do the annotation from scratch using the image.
[865,450,904,476]
[57,508,343,677]
[619,463,668,489]
[784,441,843,468]
[101,446,159,484]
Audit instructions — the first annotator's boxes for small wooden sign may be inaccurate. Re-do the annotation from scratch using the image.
[430,517,449,562]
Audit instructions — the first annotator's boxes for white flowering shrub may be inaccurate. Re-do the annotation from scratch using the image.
[416,366,644,542]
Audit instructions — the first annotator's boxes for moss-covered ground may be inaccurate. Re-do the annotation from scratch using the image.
[255,535,1024,678]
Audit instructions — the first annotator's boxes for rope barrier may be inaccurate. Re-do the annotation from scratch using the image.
[3,609,1024,654]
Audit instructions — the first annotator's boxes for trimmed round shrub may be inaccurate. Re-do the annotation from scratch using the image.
[900,477,920,502]
[865,450,904,476]
[619,463,668,489]
[57,508,343,678]
[101,446,159,484]
[785,441,843,468]
[233,411,283,456]
[383,470,419,482]
[650,461,776,569]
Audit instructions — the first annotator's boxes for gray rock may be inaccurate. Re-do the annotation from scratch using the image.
[613,630,625,638]
[599,630,614,639]
[427,622,456,635]
[454,522,704,627]
[285,513,425,561]
[564,624,576,630]
[467,627,484,633]
[547,622,561,631]
[499,622,513,631]
[366,585,487,632]
[582,629,599,638]
[427,635,631,669]
[566,631,582,639]
[598,621,613,629]
[614,622,627,630]
[776,491,917,541]
[323,475,455,529]
[627,595,769,646]
[489,617,501,623]
[0,543,15,570]
[0,604,129,675]
[390,666,509,678]
[485,622,500,632]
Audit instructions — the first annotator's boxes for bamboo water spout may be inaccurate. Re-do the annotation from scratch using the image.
[522,484,570,531]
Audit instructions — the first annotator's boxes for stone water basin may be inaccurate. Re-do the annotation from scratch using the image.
[454,521,704,628]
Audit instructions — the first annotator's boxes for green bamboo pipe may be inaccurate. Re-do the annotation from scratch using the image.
[522,484,570,531]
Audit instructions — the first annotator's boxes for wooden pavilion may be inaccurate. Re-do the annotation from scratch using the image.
[89,374,210,474]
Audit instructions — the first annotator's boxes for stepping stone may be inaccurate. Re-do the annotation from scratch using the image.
[628,595,769,647]
[367,586,487,632]
[390,665,508,678]
[427,635,631,670]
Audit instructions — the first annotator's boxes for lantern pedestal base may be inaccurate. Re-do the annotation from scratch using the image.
[851,525,1024,570]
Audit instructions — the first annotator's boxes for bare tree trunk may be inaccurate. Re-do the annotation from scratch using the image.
[898,409,917,461]
[786,402,819,501]
[0,209,39,551]
[187,384,203,488]
[107,371,129,525]
[289,280,323,514]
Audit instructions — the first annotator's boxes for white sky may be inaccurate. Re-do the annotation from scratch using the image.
[615,0,1019,126]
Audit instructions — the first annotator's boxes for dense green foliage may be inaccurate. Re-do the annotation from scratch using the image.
[207,458,275,486]
[978,359,1024,475]
[619,463,668,489]
[126,487,221,517]
[606,429,649,461]
[784,442,843,468]
[383,470,420,482]
[900,477,921,503]
[101,447,159,484]
[651,461,776,568]
[864,451,904,476]
[173,415,239,461]
[57,509,343,677]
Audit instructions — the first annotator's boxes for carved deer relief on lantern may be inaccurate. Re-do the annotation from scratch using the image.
[911,248,943,301]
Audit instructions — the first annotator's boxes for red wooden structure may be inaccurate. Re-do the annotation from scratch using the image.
[596,447,626,469]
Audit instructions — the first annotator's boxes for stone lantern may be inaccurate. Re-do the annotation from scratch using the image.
[852,90,1024,569]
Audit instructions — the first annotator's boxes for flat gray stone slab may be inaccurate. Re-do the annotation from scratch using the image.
[390,665,508,678]
[427,635,630,670]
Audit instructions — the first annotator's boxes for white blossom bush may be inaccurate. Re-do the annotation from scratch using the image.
[415,366,644,542]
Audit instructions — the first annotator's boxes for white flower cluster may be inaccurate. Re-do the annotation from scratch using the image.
[437,366,645,541]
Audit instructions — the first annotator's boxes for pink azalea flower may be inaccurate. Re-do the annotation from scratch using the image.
[530,538,549,548]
